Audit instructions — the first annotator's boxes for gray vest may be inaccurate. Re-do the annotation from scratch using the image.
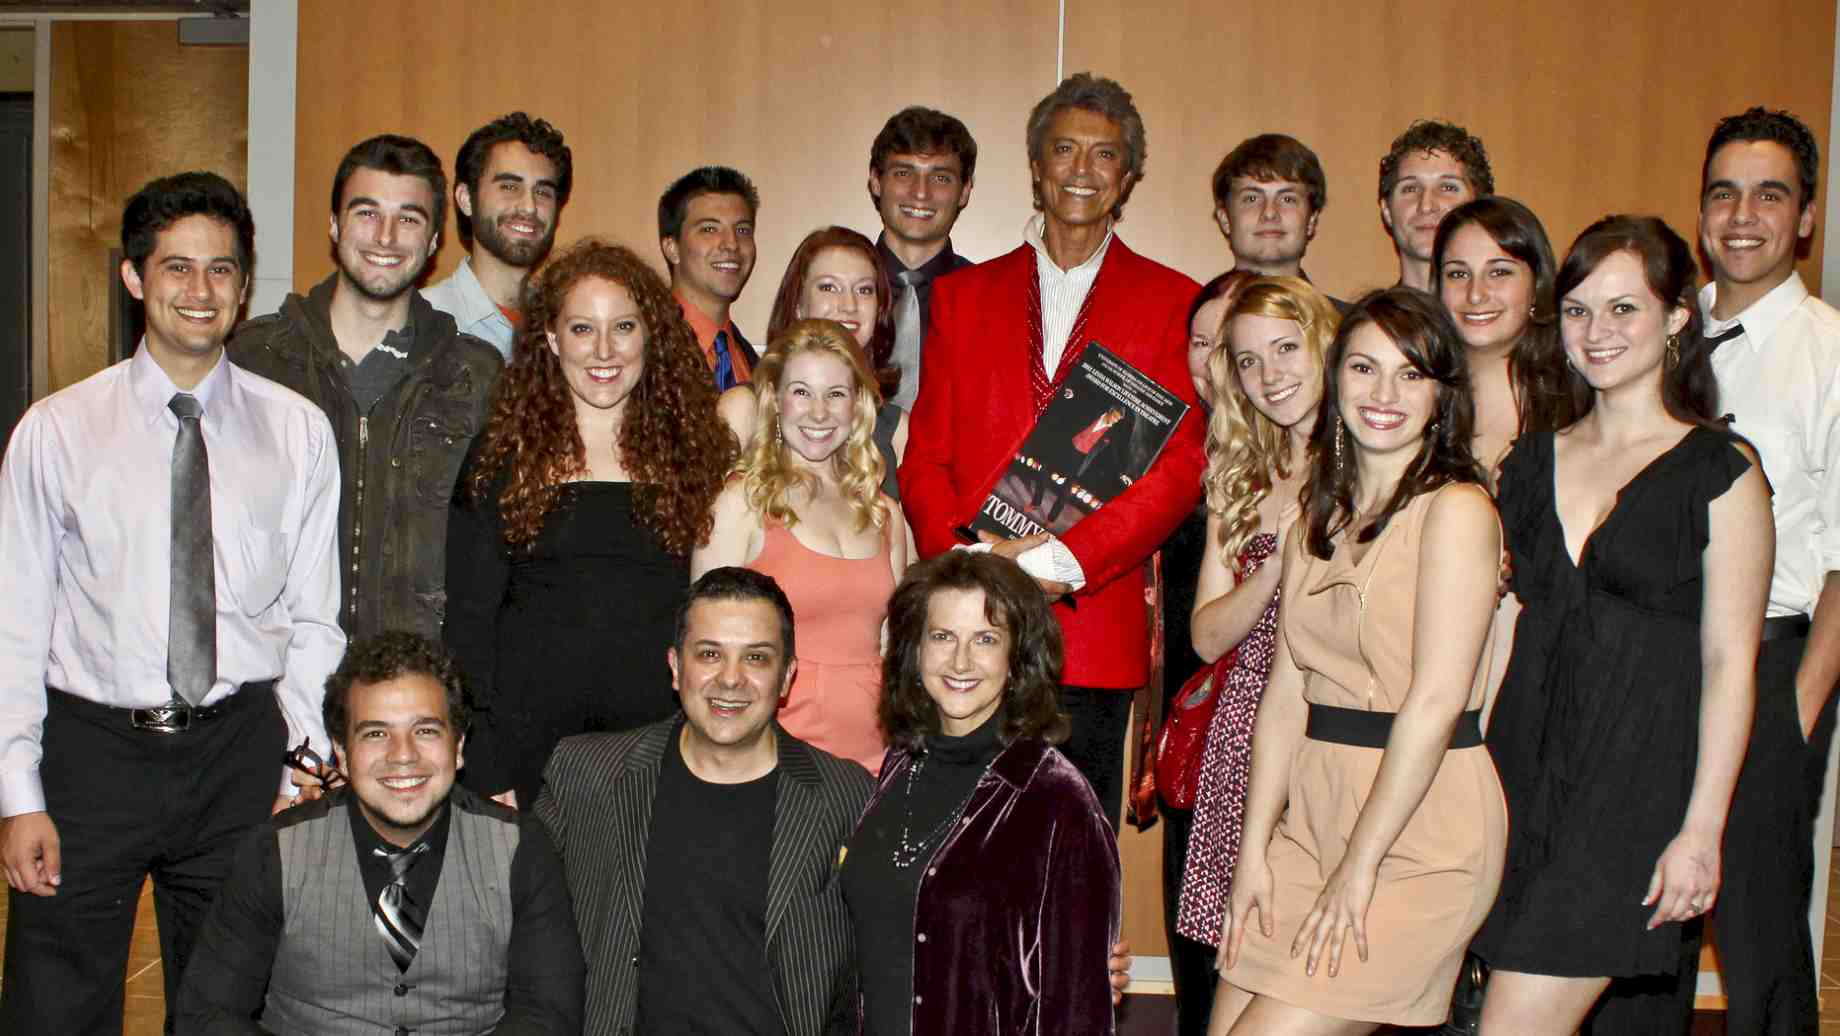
[263,797,519,1036]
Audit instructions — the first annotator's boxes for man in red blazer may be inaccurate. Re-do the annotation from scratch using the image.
[899,72,1206,825]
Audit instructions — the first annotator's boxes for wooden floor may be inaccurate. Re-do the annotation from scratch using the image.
[0,872,1837,1033]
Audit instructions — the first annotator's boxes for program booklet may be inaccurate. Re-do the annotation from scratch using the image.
[964,342,1191,540]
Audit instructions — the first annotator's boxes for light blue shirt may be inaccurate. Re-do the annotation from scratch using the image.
[423,256,516,359]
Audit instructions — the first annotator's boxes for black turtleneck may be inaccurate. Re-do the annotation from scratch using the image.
[842,711,1004,1036]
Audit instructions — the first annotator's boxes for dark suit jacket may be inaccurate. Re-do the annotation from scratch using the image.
[535,720,872,1036]
[899,237,1206,688]
[731,323,760,369]
[867,739,1121,1034]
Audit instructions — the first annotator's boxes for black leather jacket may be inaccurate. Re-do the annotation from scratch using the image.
[229,276,502,641]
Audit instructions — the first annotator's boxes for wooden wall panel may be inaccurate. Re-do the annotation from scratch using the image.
[294,0,1059,338]
[295,0,1836,974]
[47,21,247,393]
[1064,0,1834,299]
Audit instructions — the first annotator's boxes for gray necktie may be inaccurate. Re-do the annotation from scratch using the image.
[375,842,430,972]
[167,393,216,706]
[891,270,923,411]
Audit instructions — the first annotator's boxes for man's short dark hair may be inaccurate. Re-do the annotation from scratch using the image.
[1702,106,1820,210]
[1377,119,1494,201]
[330,134,448,235]
[323,631,473,745]
[121,171,255,279]
[673,566,795,662]
[453,112,573,249]
[870,106,978,183]
[1024,72,1146,219]
[657,166,759,243]
[1212,134,1327,214]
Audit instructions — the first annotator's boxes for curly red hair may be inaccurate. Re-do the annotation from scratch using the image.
[467,238,734,555]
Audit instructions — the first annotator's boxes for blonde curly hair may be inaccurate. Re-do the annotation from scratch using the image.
[1203,276,1338,573]
[736,318,889,532]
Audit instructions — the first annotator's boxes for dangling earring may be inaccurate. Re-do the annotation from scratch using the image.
[1333,416,1346,477]
[1665,333,1681,369]
[1428,419,1441,439]
[1564,354,1578,372]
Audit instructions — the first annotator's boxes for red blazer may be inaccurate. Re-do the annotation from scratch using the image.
[899,237,1205,689]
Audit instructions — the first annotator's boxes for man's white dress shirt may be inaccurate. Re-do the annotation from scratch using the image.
[0,348,345,814]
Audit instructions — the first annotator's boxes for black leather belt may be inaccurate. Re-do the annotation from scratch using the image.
[50,680,275,735]
[1763,614,1812,642]
[1306,703,1485,750]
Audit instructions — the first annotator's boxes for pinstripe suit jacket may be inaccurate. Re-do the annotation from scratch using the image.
[535,718,873,1036]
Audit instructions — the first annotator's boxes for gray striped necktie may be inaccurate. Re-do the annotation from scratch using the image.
[167,393,215,706]
[374,842,430,971]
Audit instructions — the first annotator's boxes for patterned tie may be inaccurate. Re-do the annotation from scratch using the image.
[712,329,738,391]
[167,393,215,706]
[1705,321,1745,351]
[374,842,430,971]
[891,271,924,411]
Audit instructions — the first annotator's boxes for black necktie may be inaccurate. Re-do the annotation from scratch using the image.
[374,842,430,971]
[1706,321,1746,351]
[712,329,738,391]
[167,393,215,707]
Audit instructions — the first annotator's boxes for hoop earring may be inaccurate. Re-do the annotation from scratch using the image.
[1333,416,1346,477]
[1665,333,1681,369]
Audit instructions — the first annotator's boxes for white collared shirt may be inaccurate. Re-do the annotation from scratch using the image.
[1024,213,1115,379]
[0,347,346,813]
[1703,274,1840,617]
[423,256,515,359]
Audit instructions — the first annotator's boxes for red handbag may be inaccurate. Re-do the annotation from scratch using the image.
[1153,649,1234,811]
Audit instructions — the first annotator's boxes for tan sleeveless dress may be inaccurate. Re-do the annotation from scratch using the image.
[1227,486,1508,1025]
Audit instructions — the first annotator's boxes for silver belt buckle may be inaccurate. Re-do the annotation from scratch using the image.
[131,702,192,734]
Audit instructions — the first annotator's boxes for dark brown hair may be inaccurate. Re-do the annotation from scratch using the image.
[870,106,978,183]
[1301,288,1486,559]
[880,552,1069,752]
[1555,215,1717,428]
[1377,119,1493,201]
[1431,196,1583,436]
[324,631,471,745]
[467,238,733,554]
[1702,106,1819,210]
[1212,134,1326,213]
[765,226,898,399]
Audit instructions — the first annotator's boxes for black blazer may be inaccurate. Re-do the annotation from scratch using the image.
[535,719,872,1036]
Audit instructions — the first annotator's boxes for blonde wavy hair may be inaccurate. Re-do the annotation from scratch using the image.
[1204,275,1338,572]
[737,318,889,531]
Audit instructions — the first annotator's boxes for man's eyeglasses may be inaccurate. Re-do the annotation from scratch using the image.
[284,738,348,790]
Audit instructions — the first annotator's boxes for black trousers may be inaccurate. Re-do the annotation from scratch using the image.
[1057,684,1134,830]
[1159,800,1217,1036]
[1714,633,1837,1035]
[0,685,286,1035]
[1589,633,1839,1035]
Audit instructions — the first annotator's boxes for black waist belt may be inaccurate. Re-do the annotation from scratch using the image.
[50,680,276,735]
[1306,703,1484,750]
[1762,614,1812,642]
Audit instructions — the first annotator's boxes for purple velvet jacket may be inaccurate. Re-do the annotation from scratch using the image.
[860,738,1121,1035]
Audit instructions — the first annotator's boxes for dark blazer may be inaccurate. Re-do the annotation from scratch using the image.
[865,738,1122,1034]
[899,237,1206,688]
[535,720,872,1036]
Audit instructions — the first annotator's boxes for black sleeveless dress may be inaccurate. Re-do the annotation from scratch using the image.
[1472,425,1752,977]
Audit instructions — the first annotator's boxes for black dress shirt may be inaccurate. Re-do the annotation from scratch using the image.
[175,788,584,1034]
